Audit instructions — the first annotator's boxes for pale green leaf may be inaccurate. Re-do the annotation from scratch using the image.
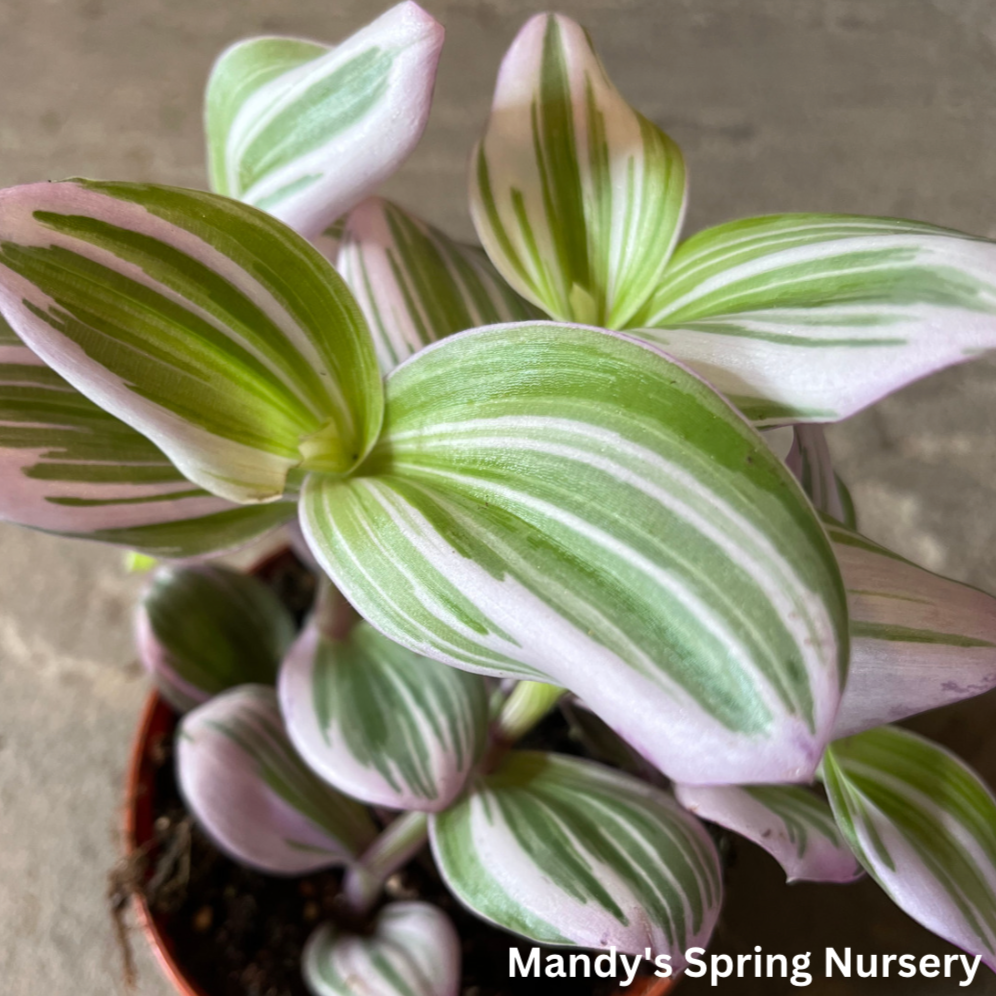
[301,322,848,786]
[470,14,686,328]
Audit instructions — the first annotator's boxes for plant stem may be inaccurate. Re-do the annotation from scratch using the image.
[313,575,359,643]
[484,681,565,771]
[343,811,430,916]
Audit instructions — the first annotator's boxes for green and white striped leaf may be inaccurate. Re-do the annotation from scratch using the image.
[786,425,855,527]
[206,2,444,238]
[301,322,848,786]
[302,902,460,996]
[279,621,489,812]
[827,520,996,738]
[675,782,863,883]
[470,14,686,328]
[138,564,296,712]
[337,197,540,373]
[823,725,996,970]
[0,180,382,504]
[631,214,996,425]
[0,325,293,553]
[430,751,722,966]
[177,685,376,875]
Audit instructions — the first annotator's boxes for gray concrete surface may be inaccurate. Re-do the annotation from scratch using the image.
[1,1,996,993]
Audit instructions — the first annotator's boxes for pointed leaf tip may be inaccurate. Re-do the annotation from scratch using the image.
[207,2,444,237]
[471,13,686,328]
[177,685,376,874]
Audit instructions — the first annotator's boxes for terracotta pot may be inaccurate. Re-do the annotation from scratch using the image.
[123,551,677,996]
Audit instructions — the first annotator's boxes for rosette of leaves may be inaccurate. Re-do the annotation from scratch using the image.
[2,4,996,992]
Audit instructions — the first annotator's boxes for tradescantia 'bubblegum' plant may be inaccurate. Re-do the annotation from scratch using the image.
[4,3,996,991]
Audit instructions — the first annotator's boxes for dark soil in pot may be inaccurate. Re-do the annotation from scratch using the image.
[125,549,675,996]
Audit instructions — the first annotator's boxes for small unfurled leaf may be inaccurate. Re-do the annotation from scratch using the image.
[431,751,722,967]
[471,14,686,328]
[0,180,382,503]
[302,902,460,996]
[675,782,862,883]
[823,725,996,970]
[785,425,854,526]
[631,214,996,425]
[206,3,444,238]
[138,564,296,712]
[279,621,489,812]
[301,322,847,786]
[177,685,376,874]
[0,327,293,553]
[826,519,996,737]
[337,197,539,373]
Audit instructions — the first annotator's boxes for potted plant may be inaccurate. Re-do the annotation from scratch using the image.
[3,3,996,993]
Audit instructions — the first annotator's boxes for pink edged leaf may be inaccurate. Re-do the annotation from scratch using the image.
[430,751,722,971]
[827,519,996,737]
[206,3,444,238]
[302,902,460,996]
[279,621,489,812]
[177,685,376,875]
[675,782,863,884]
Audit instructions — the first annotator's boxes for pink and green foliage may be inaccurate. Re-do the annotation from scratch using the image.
[3,4,996,990]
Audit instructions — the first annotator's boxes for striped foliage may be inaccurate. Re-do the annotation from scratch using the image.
[631,214,996,425]
[430,751,722,966]
[337,197,539,373]
[206,3,443,238]
[823,725,996,969]
[675,782,862,883]
[302,902,460,996]
[827,519,996,738]
[279,621,489,812]
[785,425,855,527]
[0,328,293,553]
[138,564,296,712]
[0,180,382,504]
[177,685,376,875]
[470,14,686,328]
[301,322,848,786]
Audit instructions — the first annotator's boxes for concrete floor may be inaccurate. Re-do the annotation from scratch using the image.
[1,0,995,993]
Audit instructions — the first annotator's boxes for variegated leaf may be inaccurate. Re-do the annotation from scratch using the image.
[337,197,539,373]
[279,620,489,811]
[0,325,293,553]
[823,725,996,971]
[301,322,848,786]
[785,425,854,527]
[206,3,444,238]
[470,14,686,328]
[675,782,862,883]
[302,902,460,996]
[138,564,296,712]
[0,180,382,503]
[430,751,722,967]
[827,519,996,737]
[631,214,996,425]
[177,685,376,874]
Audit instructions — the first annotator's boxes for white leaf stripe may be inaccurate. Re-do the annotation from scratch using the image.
[0,338,292,552]
[430,751,721,967]
[630,214,996,424]
[302,323,847,786]
[338,197,539,373]
[675,783,863,883]
[0,180,381,503]
[177,686,376,875]
[470,13,686,327]
[302,903,461,996]
[207,2,443,237]
[827,520,996,737]
[279,622,489,812]
[824,726,996,969]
